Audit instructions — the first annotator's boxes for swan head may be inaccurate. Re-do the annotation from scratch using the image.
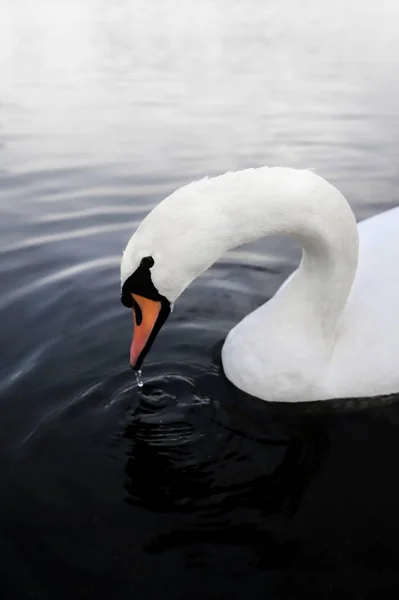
[120,250,173,371]
[120,174,234,370]
[120,198,200,370]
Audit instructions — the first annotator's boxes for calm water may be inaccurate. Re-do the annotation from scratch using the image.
[1,1,399,598]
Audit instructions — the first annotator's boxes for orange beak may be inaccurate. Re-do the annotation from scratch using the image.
[130,293,162,369]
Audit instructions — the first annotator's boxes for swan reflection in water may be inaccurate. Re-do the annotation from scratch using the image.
[123,370,330,564]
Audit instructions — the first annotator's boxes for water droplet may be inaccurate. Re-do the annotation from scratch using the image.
[135,369,143,388]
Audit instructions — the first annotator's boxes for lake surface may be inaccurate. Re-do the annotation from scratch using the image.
[1,0,399,598]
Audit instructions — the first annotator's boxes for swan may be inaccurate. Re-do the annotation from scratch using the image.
[120,167,399,402]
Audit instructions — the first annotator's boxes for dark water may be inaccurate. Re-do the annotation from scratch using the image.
[2,1,399,598]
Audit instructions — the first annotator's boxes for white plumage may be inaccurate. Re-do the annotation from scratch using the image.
[121,167,399,402]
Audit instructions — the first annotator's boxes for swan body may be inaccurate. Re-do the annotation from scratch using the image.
[121,167,399,402]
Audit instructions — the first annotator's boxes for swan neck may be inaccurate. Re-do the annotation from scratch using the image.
[216,169,359,342]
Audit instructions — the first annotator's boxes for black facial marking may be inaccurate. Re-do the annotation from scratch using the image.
[140,256,154,268]
[121,255,162,307]
[121,254,171,370]
[132,298,142,326]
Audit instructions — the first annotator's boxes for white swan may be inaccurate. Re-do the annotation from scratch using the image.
[120,167,399,402]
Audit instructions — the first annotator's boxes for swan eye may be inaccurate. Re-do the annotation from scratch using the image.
[140,256,154,268]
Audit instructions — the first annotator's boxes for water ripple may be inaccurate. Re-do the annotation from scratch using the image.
[34,204,151,224]
[0,257,120,310]
[3,222,134,253]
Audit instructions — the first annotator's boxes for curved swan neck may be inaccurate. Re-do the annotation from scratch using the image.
[129,167,359,314]
[123,166,359,328]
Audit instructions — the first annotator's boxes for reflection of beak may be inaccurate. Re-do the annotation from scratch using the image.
[130,293,162,369]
